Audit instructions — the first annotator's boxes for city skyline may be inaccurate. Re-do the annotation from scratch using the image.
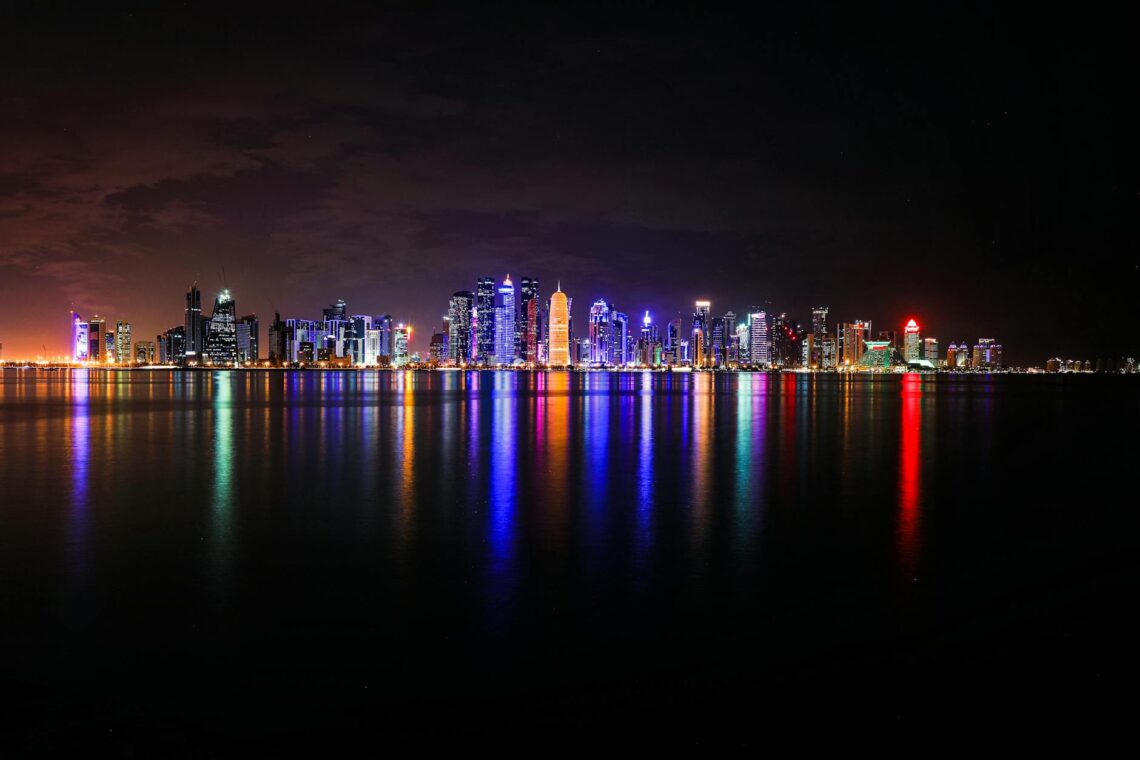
[48,273,1038,371]
[1,6,1133,364]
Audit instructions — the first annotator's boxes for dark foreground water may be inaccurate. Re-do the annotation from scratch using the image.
[1,369,1137,753]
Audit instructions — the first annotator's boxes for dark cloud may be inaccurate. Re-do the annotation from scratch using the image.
[0,3,1134,362]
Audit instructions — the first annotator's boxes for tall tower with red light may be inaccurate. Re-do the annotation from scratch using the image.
[903,318,921,363]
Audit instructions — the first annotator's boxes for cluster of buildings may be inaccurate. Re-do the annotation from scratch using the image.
[426,276,1006,372]
[66,276,1016,372]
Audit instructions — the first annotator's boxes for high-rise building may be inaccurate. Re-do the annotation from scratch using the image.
[88,316,104,363]
[810,306,832,369]
[476,277,495,364]
[710,316,727,367]
[184,285,204,362]
[448,290,475,365]
[322,299,347,321]
[115,320,132,364]
[267,313,285,365]
[748,309,770,366]
[72,312,89,362]
[811,306,829,337]
[903,319,921,363]
[105,330,116,362]
[724,311,738,364]
[372,315,394,360]
[732,323,748,364]
[394,324,411,366]
[160,326,185,364]
[664,318,682,365]
[134,341,156,365]
[588,299,612,366]
[692,301,711,366]
[494,275,516,365]
[690,326,704,368]
[771,313,803,368]
[973,338,1001,369]
[638,311,660,366]
[517,277,538,363]
[923,337,940,366]
[548,284,571,367]
[429,328,448,363]
[837,320,872,366]
[237,314,259,363]
[204,289,238,365]
[611,311,629,366]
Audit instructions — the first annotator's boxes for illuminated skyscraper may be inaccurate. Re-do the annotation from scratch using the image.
[322,299,347,321]
[372,315,394,360]
[494,275,516,365]
[476,277,495,364]
[204,289,238,365]
[692,300,711,366]
[611,311,629,365]
[837,320,872,366]
[810,306,832,369]
[88,316,104,363]
[238,314,259,363]
[664,318,681,364]
[517,277,538,362]
[160,326,185,364]
[748,309,770,366]
[448,290,475,364]
[903,319,921,362]
[588,299,612,365]
[638,311,660,366]
[923,337,940,366]
[548,284,570,366]
[115,320,131,364]
[105,330,116,362]
[267,313,285,364]
[184,284,204,361]
[72,313,89,362]
[394,324,411,366]
[710,316,727,367]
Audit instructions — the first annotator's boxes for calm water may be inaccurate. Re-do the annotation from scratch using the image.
[1,369,1137,752]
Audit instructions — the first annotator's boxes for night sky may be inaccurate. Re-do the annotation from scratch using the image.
[1,3,1134,363]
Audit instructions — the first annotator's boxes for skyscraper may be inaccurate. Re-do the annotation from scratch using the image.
[903,319,921,363]
[611,311,629,365]
[517,277,538,363]
[494,275,516,365]
[184,284,204,361]
[72,313,89,362]
[204,290,238,365]
[548,284,570,367]
[837,320,872,366]
[710,316,726,367]
[748,309,770,366]
[448,290,475,365]
[322,299,347,321]
[115,320,131,364]
[267,313,285,364]
[105,330,116,362]
[692,300,711,366]
[394,324,411,366]
[237,314,259,363]
[810,306,830,369]
[923,337,940,366]
[588,299,612,365]
[88,316,104,363]
[476,277,495,364]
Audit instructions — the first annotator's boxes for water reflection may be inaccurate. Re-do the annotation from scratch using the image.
[898,373,922,579]
[486,372,519,625]
[67,369,91,587]
[210,372,234,596]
